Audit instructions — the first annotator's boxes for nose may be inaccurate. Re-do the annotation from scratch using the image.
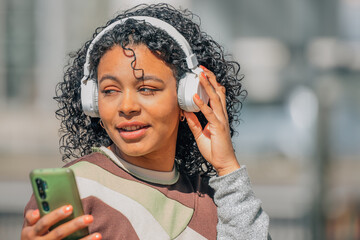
[117,90,141,116]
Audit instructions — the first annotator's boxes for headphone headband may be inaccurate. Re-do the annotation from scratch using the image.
[81,16,199,83]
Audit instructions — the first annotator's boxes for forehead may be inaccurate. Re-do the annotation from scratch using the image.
[97,44,175,79]
[97,45,176,83]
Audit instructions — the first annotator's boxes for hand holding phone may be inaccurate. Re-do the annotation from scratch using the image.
[21,168,100,240]
[22,205,101,240]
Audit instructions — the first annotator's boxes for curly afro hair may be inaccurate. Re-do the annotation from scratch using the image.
[54,3,246,177]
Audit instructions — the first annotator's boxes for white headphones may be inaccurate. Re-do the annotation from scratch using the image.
[81,16,209,118]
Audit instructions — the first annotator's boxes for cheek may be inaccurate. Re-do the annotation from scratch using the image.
[145,92,180,124]
[97,97,117,123]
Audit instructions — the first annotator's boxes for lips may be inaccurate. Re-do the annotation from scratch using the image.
[116,121,150,140]
[121,125,146,131]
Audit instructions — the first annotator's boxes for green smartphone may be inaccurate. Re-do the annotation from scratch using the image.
[29,168,89,240]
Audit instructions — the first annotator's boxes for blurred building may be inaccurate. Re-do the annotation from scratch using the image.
[0,0,359,239]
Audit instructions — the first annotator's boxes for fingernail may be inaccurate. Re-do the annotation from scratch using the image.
[63,205,73,214]
[83,215,94,224]
[194,94,200,100]
[32,209,40,218]
[91,233,102,240]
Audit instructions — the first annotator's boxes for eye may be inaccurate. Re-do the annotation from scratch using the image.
[138,87,159,95]
[101,88,120,95]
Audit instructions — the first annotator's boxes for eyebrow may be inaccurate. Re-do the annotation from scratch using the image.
[141,75,165,83]
[98,74,117,83]
[98,74,165,84]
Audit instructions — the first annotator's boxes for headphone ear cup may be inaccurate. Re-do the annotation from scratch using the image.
[93,82,99,114]
[178,72,209,112]
[81,78,100,118]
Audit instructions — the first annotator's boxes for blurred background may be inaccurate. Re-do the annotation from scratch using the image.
[0,0,359,239]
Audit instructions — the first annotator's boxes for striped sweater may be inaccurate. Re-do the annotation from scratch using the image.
[25,148,218,239]
[24,147,271,239]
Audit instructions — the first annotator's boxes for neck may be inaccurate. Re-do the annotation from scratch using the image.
[110,144,175,172]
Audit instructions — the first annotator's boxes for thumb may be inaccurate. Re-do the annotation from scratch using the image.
[24,209,40,227]
[184,112,203,140]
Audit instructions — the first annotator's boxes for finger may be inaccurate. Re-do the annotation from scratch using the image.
[24,209,40,227]
[200,65,227,113]
[193,93,221,126]
[200,66,217,84]
[219,86,227,110]
[203,123,211,139]
[81,232,102,240]
[183,112,203,140]
[200,66,222,91]
[47,215,93,240]
[199,71,226,121]
[200,71,217,97]
[216,84,228,121]
[33,205,73,236]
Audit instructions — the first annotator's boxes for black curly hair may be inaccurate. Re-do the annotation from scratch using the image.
[55,3,246,177]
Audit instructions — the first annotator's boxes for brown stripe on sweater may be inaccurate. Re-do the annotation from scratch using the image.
[83,196,140,240]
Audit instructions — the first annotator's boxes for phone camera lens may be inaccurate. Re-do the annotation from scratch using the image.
[35,178,47,199]
[42,201,50,212]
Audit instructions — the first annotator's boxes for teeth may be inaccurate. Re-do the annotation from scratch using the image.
[122,126,143,131]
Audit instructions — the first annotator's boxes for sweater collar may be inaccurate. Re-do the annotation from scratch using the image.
[93,146,179,185]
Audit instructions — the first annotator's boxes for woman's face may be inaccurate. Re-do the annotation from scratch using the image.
[97,44,181,170]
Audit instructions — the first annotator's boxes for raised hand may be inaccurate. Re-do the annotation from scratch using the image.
[184,66,240,176]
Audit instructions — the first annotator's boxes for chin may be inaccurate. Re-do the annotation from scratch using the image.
[116,142,153,157]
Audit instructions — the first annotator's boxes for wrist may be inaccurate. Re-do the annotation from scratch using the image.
[216,161,241,176]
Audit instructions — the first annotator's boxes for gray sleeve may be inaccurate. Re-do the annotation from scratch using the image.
[209,166,271,240]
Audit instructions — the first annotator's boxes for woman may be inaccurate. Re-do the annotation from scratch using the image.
[22,3,270,240]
